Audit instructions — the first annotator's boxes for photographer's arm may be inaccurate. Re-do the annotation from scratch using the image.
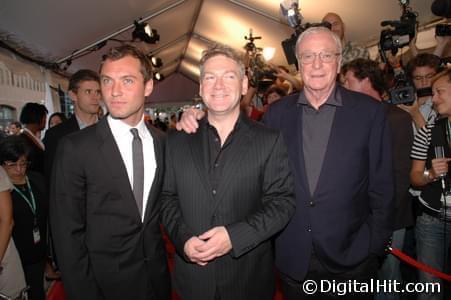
[433,35,451,57]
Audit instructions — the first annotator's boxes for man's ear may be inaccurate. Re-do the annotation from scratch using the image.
[144,79,154,97]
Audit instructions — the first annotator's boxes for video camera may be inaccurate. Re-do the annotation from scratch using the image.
[379,0,417,55]
[280,0,331,67]
[244,30,278,92]
[388,71,416,105]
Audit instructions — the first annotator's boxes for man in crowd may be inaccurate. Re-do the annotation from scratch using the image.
[341,58,413,300]
[8,122,22,136]
[322,12,369,64]
[161,44,295,300]
[43,69,101,179]
[50,45,170,300]
[177,27,394,299]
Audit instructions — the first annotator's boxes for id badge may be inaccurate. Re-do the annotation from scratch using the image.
[33,226,41,244]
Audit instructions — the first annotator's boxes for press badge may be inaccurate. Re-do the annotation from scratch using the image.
[33,227,41,244]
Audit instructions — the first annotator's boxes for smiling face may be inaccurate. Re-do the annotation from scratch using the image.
[100,55,153,126]
[200,54,248,118]
[432,75,451,117]
[297,30,341,100]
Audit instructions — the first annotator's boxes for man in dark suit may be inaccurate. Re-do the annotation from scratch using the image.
[264,27,394,299]
[341,58,413,298]
[43,69,101,180]
[50,45,170,300]
[177,27,394,299]
[161,45,295,300]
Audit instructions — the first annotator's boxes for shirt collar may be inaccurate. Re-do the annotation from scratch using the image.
[107,115,149,139]
[75,114,98,130]
[297,84,343,108]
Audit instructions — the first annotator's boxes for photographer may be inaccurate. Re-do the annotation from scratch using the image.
[398,53,442,130]
[410,69,451,299]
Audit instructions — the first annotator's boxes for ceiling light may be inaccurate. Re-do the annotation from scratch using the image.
[154,72,164,81]
[150,56,163,68]
[132,21,160,44]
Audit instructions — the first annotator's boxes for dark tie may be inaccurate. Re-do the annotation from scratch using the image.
[130,128,144,217]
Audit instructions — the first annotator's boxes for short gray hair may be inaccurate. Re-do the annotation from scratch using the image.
[295,26,342,61]
[199,44,245,79]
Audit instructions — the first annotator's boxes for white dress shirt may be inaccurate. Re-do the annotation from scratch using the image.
[107,115,156,221]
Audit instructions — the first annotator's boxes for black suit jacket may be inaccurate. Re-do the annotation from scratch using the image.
[43,115,80,180]
[161,116,296,300]
[265,86,394,281]
[383,104,414,230]
[50,117,170,300]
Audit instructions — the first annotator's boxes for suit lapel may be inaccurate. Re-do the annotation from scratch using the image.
[295,106,312,198]
[96,118,141,220]
[189,124,215,203]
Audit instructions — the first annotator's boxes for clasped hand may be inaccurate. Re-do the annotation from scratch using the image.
[183,226,232,266]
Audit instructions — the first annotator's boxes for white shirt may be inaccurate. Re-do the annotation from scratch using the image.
[107,115,156,221]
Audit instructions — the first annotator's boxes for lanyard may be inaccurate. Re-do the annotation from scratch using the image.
[13,176,37,216]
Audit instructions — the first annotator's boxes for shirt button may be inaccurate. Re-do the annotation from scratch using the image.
[212,189,217,195]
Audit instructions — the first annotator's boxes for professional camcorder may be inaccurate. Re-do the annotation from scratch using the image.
[379,0,417,54]
[388,71,416,105]
[243,30,277,91]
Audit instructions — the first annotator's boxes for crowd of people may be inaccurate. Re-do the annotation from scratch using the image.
[0,10,450,300]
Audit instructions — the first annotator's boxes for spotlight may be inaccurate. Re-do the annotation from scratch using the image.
[150,56,163,68]
[132,21,160,44]
[154,72,164,81]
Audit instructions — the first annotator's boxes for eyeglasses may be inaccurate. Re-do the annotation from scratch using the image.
[412,73,436,81]
[299,51,341,64]
[3,161,30,168]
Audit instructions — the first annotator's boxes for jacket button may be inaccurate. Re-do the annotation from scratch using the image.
[212,189,217,195]
[309,201,315,207]
[307,228,312,232]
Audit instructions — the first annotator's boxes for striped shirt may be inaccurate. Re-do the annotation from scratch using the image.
[410,124,433,160]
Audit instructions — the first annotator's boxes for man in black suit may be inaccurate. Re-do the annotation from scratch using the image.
[43,69,101,180]
[341,58,413,297]
[50,45,170,300]
[161,45,295,300]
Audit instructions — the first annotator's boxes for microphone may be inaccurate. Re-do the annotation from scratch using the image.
[434,146,447,191]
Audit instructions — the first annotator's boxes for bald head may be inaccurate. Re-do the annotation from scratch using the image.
[322,12,345,41]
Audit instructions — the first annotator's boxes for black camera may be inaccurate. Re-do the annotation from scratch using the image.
[379,0,417,54]
[388,71,416,105]
[436,24,451,36]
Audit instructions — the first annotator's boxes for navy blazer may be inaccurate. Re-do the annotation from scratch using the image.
[264,86,394,281]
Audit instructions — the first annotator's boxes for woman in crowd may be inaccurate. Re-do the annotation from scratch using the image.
[47,112,67,129]
[410,69,451,300]
[0,136,48,300]
[0,165,26,299]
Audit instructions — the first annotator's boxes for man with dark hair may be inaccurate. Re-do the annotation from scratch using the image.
[19,102,48,174]
[8,121,22,136]
[161,44,295,300]
[50,45,170,300]
[341,58,413,300]
[400,53,442,130]
[43,69,101,179]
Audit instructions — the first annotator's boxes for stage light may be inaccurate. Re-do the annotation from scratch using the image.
[154,72,164,81]
[262,47,275,61]
[150,56,163,68]
[132,21,160,44]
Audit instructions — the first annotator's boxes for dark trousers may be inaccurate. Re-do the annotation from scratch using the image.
[23,260,45,300]
[280,252,378,300]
